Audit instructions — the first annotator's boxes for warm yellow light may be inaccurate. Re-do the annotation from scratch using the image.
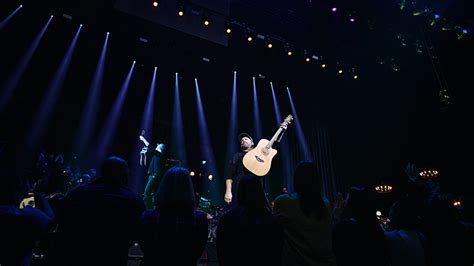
[375,183,393,193]
[453,200,461,208]
[226,28,231,33]
[354,75,358,79]
[190,171,195,177]
[322,63,326,68]
[287,51,292,56]
[338,69,343,74]
[152,1,158,7]
[267,43,273,48]
[178,10,184,16]
[247,36,253,42]
[208,174,213,181]
[305,57,310,62]
[204,20,209,26]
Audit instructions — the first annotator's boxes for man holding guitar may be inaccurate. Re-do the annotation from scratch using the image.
[224,133,254,205]
[224,115,291,205]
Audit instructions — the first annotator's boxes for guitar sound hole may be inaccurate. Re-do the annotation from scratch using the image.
[255,155,265,163]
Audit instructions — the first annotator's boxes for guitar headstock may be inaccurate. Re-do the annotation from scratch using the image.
[281,114,293,128]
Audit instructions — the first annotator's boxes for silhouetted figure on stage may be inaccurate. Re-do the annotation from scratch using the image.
[139,135,166,209]
[56,156,145,266]
[139,167,208,266]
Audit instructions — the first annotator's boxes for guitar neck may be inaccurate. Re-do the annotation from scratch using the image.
[266,127,284,149]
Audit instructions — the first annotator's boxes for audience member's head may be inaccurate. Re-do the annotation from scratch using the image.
[293,161,325,219]
[389,198,421,230]
[342,186,377,222]
[237,174,270,215]
[423,193,458,226]
[155,167,196,215]
[98,156,129,186]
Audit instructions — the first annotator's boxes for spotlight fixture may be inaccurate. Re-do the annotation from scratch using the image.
[287,51,293,56]
[430,13,440,26]
[208,174,213,181]
[203,14,210,26]
[321,63,326,68]
[225,21,232,34]
[152,1,158,7]
[265,36,273,48]
[350,68,358,79]
[303,50,311,62]
[245,30,255,42]
[338,69,343,74]
[412,8,428,16]
[457,28,468,40]
[177,2,185,16]
[190,171,195,177]
[331,7,337,12]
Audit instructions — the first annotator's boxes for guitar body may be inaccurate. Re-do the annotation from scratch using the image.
[243,139,278,176]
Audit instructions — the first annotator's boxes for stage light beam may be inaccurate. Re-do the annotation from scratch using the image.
[74,32,109,164]
[0,4,23,30]
[0,15,53,111]
[171,72,187,166]
[27,24,82,151]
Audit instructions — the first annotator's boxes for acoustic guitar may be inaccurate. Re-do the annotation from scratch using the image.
[242,115,293,176]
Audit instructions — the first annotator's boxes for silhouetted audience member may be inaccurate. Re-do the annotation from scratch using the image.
[217,174,283,266]
[0,170,53,266]
[332,186,386,266]
[422,193,474,266]
[56,156,145,266]
[273,162,336,266]
[384,198,428,266]
[139,167,208,266]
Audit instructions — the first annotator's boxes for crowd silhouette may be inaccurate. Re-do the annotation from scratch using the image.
[1,150,473,266]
